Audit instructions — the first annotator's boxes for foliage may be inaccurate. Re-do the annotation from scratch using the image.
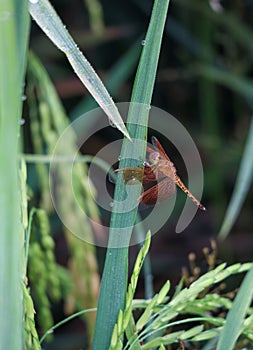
[26,51,100,342]
[1,0,253,349]
[93,0,171,348]
[110,235,253,349]
[0,0,29,348]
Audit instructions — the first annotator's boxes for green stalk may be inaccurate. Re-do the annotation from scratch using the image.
[0,0,29,348]
[92,1,170,349]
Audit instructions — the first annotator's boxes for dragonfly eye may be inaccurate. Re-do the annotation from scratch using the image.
[149,151,160,164]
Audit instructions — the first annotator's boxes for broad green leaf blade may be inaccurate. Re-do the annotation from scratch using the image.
[29,0,131,141]
[217,265,253,350]
[0,0,29,349]
[93,1,171,349]
[219,117,253,239]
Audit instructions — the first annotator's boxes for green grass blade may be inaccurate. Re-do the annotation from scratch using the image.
[218,117,253,240]
[216,265,253,350]
[16,0,30,80]
[135,219,154,300]
[29,0,131,141]
[92,1,170,349]
[0,0,29,349]
[134,1,214,61]
[193,63,253,239]
[40,308,97,345]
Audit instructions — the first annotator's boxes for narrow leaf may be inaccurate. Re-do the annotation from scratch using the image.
[217,265,253,350]
[29,0,131,141]
[0,0,29,349]
[219,117,253,239]
[93,1,171,349]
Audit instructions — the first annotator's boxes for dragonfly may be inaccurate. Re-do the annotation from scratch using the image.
[115,136,206,211]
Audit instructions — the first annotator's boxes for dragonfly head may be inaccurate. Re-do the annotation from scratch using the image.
[149,151,160,164]
[149,152,160,164]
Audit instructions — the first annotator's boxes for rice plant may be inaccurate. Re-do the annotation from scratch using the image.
[1,0,253,349]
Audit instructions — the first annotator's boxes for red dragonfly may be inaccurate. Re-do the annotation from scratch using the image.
[115,136,206,211]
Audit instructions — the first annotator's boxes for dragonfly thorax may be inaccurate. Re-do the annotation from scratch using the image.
[157,159,177,180]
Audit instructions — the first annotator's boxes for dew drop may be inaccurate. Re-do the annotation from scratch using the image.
[141,39,146,46]
[108,119,117,128]
[109,201,114,208]
[19,118,25,126]
[21,95,27,101]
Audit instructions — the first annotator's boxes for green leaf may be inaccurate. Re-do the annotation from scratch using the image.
[0,0,29,349]
[29,0,131,141]
[180,325,204,340]
[39,308,97,344]
[217,265,253,350]
[156,281,171,305]
[93,1,171,349]
[219,117,253,239]
[135,295,158,331]
[158,344,166,350]
[192,328,220,341]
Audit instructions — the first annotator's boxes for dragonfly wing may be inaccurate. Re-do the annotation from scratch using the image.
[138,177,176,205]
[151,136,173,162]
[142,164,159,183]
[146,145,156,154]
